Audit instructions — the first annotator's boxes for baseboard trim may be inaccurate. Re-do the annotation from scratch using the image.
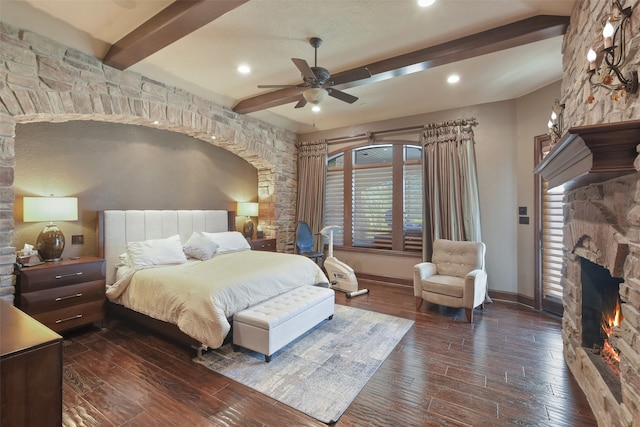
[488,290,535,309]
[355,274,538,309]
[356,273,412,288]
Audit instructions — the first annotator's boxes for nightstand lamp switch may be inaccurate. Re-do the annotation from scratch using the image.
[23,197,78,262]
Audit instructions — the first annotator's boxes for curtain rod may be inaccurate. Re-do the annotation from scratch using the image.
[325,118,478,144]
[326,124,425,144]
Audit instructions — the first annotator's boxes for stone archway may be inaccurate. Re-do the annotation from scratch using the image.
[0,23,299,302]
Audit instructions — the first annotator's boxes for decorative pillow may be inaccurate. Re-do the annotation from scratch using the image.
[183,231,219,260]
[202,231,251,254]
[126,234,188,266]
[117,252,132,267]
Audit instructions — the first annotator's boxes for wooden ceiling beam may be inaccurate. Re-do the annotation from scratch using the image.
[233,15,569,115]
[103,0,248,70]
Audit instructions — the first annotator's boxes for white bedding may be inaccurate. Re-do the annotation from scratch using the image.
[106,250,329,348]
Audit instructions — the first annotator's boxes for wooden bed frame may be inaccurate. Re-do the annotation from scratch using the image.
[97,210,236,355]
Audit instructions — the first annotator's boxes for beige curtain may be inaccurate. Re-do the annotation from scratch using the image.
[421,119,482,260]
[296,139,327,253]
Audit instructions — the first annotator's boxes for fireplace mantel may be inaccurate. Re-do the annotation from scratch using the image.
[534,120,640,191]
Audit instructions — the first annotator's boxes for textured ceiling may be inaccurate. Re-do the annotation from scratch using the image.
[0,0,576,133]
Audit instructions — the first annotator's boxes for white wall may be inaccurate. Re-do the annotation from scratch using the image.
[516,81,563,298]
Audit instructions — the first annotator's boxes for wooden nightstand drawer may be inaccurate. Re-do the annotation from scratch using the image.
[30,300,105,333]
[250,238,276,252]
[19,280,105,314]
[16,257,106,333]
[19,258,105,293]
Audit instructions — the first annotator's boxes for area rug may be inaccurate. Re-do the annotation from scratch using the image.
[194,305,414,423]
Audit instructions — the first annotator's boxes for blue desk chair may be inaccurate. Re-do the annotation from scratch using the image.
[295,221,324,265]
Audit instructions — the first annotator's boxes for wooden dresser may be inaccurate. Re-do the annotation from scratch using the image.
[249,238,277,252]
[0,299,63,426]
[16,256,106,333]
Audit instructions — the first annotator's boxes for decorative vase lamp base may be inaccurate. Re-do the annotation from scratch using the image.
[36,223,65,262]
[243,218,254,239]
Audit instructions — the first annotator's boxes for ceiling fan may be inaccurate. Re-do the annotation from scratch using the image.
[257,37,371,109]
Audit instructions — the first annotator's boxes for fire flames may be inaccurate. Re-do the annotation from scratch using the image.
[601,298,624,375]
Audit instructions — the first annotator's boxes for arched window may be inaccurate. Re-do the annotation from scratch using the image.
[324,143,422,252]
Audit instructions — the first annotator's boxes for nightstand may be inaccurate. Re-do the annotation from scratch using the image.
[16,256,106,333]
[249,238,277,252]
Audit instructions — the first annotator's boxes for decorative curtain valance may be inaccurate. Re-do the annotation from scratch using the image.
[296,139,328,156]
[421,118,478,145]
[295,139,327,253]
[421,118,482,260]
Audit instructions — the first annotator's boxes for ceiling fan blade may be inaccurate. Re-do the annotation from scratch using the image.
[328,88,358,104]
[294,97,307,109]
[258,84,301,88]
[329,67,371,86]
[292,58,316,80]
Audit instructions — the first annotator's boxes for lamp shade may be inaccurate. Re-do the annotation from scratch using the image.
[24,197,78,222]
[237,202,259,217]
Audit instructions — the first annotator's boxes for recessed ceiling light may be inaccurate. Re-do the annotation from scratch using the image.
[447,74,460,84]
[237,65,251,74]
[312,105,321,112]
[418,0,436,7]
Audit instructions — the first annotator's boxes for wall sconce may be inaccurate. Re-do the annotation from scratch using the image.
[237,202,259,239]
[546,99,565,145]
[23,197,78,262]
[586,0,638,102]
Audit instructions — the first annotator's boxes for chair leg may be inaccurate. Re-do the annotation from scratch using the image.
[465,308,473,323]
[415,297,423,311]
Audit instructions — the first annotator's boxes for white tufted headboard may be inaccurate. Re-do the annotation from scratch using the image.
[98,210,233,285]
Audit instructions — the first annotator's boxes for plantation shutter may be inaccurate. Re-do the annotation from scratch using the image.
[324,168,344,246]
[403,162,422,251]
[542,181,564,301]
[352,166,393,248]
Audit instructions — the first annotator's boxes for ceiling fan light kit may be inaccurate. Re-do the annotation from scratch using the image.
[303,87,328,104]
[257,37,371,109]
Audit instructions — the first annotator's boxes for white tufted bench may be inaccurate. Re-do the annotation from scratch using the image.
[232,286,335,362]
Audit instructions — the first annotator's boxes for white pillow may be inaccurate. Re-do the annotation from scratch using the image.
[126,234,188,266]
[202,231,251,254]
[183,231,219,260]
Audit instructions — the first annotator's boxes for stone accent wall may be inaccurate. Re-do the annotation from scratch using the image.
[561,1,640,425]
[0,23,299,302]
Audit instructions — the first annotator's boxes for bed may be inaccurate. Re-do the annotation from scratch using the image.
[98,210,329,355]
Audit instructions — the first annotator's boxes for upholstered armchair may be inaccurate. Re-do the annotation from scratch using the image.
[414,239,487,323]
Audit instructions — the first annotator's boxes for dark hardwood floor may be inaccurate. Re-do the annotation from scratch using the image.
[61,281,597,426]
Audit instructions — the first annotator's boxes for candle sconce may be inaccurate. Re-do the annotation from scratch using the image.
[586,0,638,102]
[546,99,565,145]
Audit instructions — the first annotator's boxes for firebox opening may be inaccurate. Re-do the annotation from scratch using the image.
[580,257,624,403]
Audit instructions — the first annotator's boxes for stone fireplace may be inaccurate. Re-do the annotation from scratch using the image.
[535,121,640,426]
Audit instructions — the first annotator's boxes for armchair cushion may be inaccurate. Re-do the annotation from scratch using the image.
[422,275,465,297]
[432,239,484,277]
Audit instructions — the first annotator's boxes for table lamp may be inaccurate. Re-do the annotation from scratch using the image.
[23,197,78,262]
[237,202,259,239]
